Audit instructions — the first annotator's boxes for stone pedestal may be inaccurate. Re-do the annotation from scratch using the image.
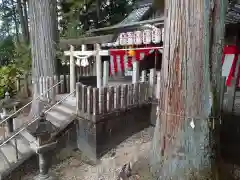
[34,153,56,180]
[6,116,13,134]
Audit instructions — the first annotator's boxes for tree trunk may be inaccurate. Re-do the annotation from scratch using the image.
[10,0,20,42]
[151,0,226,179]
[28,0,57,117]
[17,0,29,43]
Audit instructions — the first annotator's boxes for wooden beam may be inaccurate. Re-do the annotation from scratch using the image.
[59,34,114,49]
[64,50,109,56]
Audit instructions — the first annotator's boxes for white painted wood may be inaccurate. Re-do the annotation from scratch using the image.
[222,54,235,77]
[149,68,156,98]
[96,44,102,88]
[103,61,109,86]
[64,50,109,56]
[70,45,76,93]
[156,71,161,99]
[141,70,147,82]
[132,61,140,84]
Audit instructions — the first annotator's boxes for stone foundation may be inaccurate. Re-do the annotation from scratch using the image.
[76,104,152,162]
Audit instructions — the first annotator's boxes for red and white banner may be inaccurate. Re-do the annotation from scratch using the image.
[109,48,162,75]
[222,45,240,87]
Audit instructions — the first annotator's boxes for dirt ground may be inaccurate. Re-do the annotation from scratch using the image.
[21,127,155,180]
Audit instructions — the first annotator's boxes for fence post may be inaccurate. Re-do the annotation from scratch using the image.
[87,86,93,119]
[156,72,161,99]
[49,77,56,104]
[66,75,70,93]
[141,70,147,82]
[107,86,114,112]
[92,88,99,122]
[76,83,82,114]
[95,44,102,88]
[103,61,109,86]
[149,68,156,98]
[114,85,121,110]
[99,87,107,114]
[82,85,87,114]
[60,75,64,94]
[53,75,59,95]
[132,61,140,84]
[70,45,76,94]
[133,83,139,105]
[120,84,128,109]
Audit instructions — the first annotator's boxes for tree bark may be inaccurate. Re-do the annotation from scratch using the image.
[10,0,20,42]
[17,0,29,43]
[28,0,57,117]
[151,0,226,179]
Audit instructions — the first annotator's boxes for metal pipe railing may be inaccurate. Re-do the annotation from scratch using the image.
[0,90,76,148]
[0,79,63,126]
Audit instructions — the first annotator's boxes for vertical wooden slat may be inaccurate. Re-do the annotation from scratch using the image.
[60,75,64,94]
[87,86,93,117]
[127,84,133,106]
[82,85,87,113]
[99,87,107,114]
[93,88,99,117]
[133,83,139,105]
[66,75,70,93]
[107,86,114,112]
[114,85,121,109]
[53,75,59,95]
[120,84,128,109]
[39,76,43,96]
[76,83,82,114]
[42,76,46,97]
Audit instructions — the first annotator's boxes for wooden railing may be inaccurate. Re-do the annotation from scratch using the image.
[76,82,152,121]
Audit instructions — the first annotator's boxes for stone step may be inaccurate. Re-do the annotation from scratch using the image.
[53,105,73,117]
[0,143,20,164]
[20,130,36,144]
[0,150,10,173]
[54,104,75,115]
[10,136,32,155]
[46,113,63,128]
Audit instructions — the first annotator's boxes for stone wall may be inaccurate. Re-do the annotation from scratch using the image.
[76,104,152,162]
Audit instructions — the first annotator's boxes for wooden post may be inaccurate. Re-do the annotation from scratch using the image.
[107,86,114,112]
[76,83,82,114]
[103,61,109,86]
[156,71,161,99]
[141,70,147,82]
[149,68,156,98]
[95,44,102,88]
[69,45,76,94]
[132,61,139,84]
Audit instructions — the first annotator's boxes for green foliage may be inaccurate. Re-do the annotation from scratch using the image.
[0,36,15,65]
[0,64,22,98]
[59,0,135,38]
[13,42,31,72]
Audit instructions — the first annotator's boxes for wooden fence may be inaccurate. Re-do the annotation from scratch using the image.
[16,74,71,98]
[76,82,153,121]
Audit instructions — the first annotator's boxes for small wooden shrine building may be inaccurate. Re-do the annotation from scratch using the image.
[60,0,165,92]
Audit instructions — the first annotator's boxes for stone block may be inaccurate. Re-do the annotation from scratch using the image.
[76,104,152,162]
